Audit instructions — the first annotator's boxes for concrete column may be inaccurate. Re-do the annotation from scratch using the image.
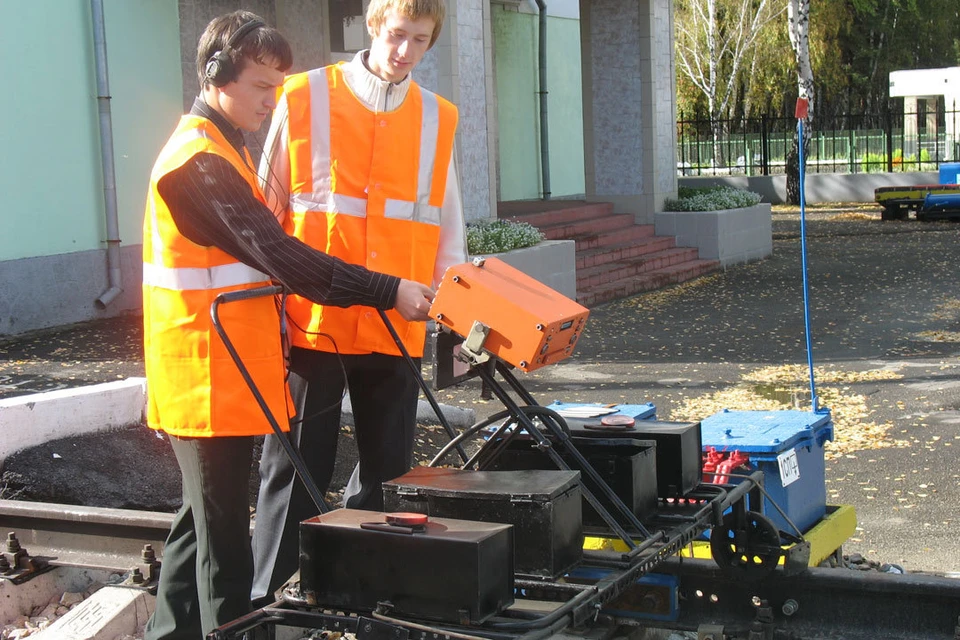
[923,97,938,162]
[579,0,677,223]
[431,0,494,221]
[903,96,918,159]
[275,0,329,72]
[640,0,679,216]
[483,0,499,220]
[948,93,960,161]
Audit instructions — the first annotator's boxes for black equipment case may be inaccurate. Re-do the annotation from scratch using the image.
[565,420,703,497]
[478,436,658,527]
[383,467,583,578]
[299,508,514,624]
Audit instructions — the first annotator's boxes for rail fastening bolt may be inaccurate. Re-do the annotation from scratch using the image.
[142,544,157,563]
[5,533,20,554]
[782,599,799,616]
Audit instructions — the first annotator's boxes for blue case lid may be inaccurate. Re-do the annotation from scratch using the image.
[939,162,960,185]
[700,409,833,453]
[547,401,656,421]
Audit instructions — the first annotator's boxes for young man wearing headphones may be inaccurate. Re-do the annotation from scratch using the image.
[142,10,434,639]
[251,0,466,605]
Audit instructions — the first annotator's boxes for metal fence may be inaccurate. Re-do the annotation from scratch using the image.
[677,105,960,176]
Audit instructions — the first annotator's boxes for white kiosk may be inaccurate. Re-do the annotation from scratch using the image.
[888,67,960,161]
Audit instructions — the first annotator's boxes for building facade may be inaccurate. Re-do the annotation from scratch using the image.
[0,0,677,335]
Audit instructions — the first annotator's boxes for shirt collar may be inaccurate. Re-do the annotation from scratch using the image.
[190,96,246,155]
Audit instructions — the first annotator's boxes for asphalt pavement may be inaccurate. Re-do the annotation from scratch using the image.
[1,204,959,574]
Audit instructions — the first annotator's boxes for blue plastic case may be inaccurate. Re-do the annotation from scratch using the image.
[700,409,833,534]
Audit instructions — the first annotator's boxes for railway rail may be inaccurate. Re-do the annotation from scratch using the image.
[0,498,170,578]
[1,493,959,639]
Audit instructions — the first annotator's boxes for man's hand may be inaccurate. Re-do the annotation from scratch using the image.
[393,279,435,321]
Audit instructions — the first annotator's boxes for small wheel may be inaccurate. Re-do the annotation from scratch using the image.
[710,511,782,580]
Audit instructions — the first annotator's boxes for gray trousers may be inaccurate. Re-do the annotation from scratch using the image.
[145,434,254,640]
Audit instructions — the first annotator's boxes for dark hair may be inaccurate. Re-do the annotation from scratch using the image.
[196,10,293,87]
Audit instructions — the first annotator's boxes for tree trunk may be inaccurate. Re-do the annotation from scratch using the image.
[786,0,814,205]
[786,138,801,204]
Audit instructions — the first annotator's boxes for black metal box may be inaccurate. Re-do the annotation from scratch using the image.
[299,508,514,624]
[383,467,582,578]
[480,436,658,527]
[566,420,702,497]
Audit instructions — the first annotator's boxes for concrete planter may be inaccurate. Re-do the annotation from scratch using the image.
[655,202,772,267]
[469,239,577,299]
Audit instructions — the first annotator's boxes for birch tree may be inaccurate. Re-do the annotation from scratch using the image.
[786,0,814,204]
[675,0,785,168]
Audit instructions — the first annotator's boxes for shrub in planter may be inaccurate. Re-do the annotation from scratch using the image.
[466,219,545,255]
[665,185,762,211]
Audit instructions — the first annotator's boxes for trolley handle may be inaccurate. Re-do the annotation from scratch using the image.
[210,284,331,515]
[214,284,284,305]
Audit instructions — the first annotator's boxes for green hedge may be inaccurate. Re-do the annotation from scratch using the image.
[466,219,545,255]
[665,185,762,211]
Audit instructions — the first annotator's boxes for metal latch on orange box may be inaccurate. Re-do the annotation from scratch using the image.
[430,257,589,373]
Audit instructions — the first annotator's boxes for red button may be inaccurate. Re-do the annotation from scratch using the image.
[600,414,636,427]
[386,512,429,526]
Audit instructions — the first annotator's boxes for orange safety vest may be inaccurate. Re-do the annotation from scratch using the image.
[281,64,458,357]
[142,115,292,438]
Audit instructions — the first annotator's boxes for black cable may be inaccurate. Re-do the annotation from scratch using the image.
[279,310,349,428]
[427,405,571,469]
[427,408,514,467]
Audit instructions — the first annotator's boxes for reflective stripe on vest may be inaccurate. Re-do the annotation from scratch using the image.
[290,68,442,226]
[142,261,268,291]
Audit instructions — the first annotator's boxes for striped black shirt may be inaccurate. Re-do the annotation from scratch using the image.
[155,97,399,310]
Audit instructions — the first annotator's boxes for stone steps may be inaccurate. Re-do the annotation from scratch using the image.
[576,258,719,307]
[498,200,721,307]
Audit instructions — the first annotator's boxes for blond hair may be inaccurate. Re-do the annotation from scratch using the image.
[366,0,446,48]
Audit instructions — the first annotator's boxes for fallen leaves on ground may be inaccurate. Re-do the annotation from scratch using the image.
[914,330,960,343]
[668,364,907,460]
[829,212,879,221]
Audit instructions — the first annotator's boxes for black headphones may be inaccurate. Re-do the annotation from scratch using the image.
[204,18,265,87]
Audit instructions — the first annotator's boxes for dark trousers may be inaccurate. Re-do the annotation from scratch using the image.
[144,435,255,640]
[250,348,419,603]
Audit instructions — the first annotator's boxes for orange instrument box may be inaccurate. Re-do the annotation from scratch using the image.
[429,257,589,373]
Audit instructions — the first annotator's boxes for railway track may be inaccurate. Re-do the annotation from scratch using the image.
[1,499,958,640]
[0,498,170,574]
[651,557,960,640]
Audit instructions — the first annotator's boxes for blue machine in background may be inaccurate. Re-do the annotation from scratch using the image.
[875,162,960,220]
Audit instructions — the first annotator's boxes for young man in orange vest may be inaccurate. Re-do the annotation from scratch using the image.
[251,0,466,605]
[142,11,434,639]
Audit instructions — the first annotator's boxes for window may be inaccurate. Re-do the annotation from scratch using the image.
[329,0,366,56]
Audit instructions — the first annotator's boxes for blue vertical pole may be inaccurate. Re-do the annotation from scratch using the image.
[796,104,820,413]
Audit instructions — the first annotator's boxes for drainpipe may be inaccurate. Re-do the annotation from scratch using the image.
[91,0,123,309]
[534,0,551,200]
